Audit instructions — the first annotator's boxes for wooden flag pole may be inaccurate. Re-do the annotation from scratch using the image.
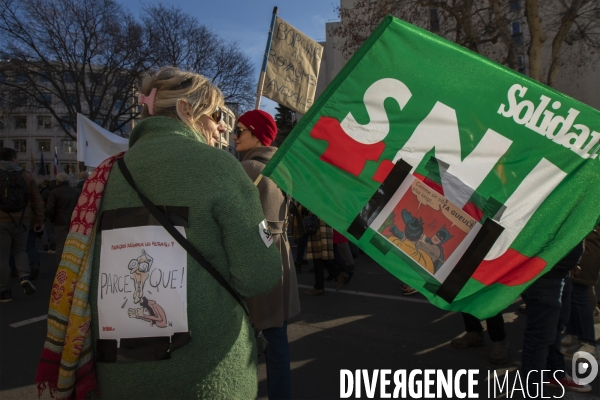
[255,6,278,110]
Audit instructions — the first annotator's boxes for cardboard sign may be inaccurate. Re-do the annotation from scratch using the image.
[262,16,323,114]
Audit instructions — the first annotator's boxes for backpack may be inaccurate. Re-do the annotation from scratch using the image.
[0,169,29,223]
[303,214,319,235]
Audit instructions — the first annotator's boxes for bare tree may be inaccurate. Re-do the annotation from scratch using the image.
[142,4,256,111]
[332,0,600,87]
[0,0,149,139]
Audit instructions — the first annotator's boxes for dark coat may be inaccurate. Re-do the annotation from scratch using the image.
[45,181,80,227]
[572,225,600,286]
[0,160,45,227]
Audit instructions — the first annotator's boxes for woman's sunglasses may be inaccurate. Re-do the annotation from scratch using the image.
[209,106,223,124]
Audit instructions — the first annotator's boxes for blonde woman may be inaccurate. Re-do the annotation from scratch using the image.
[36,67,283,400]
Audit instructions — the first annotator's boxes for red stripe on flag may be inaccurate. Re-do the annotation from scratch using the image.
[473,249,547,286]
[310,116,386,176]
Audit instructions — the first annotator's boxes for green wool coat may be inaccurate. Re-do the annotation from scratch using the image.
[89,116,283,399]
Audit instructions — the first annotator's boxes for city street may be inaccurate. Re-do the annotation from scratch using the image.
[1,240,598,399]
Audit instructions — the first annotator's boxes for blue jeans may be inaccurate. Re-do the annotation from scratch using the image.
[566,282,597,345]
[27,229,40,266]
[521,276,571,394]
[262,321,291,400]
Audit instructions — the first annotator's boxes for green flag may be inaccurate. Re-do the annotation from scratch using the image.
[263,16,600,319]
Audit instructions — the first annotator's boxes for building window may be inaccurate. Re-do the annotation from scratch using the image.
[62,140,76,153]
[37,93,52,104]
[14,94,29,106]
[14,116,27,129]
[38,71,51,83]
[13,139,27,153]
[87,72,104,86]
[509,0,521,12]
[37,139,51,152]
[38,116,52,129]
[64,71,75,83]
[62,115,76,131]
[15,73,28,83]
[65,93,78,108]
[430,8,440,33]
[114,99,123,110]
[114,122,129,136]
[512,21,523,45]
[517,55,525,73]
[92,97,102,109]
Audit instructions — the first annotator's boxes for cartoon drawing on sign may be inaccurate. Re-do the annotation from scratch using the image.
[126,249,167,328]
[378,179,474,276]
[381,210,435,273]
[417,226,453,273]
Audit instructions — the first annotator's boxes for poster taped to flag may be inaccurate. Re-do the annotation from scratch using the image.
[262,16,323,114]
[262,16,600,319]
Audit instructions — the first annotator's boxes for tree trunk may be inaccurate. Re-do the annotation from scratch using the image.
[525,0,545,82]
[546,0,589,87]
[489,0,517,70]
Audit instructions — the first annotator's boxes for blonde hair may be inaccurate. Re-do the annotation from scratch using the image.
[139,67,224,143]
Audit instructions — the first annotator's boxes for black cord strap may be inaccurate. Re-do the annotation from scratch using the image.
[117,157,250,319]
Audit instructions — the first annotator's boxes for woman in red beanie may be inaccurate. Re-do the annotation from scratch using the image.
[236,109,300,400]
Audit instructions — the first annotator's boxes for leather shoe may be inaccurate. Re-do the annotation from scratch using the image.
[336,272,349,291]
[303,288,324,296]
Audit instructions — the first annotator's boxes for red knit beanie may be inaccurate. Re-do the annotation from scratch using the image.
[238,110,277,146]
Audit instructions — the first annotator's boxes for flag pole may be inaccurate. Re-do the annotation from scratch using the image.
[255,6,278,110]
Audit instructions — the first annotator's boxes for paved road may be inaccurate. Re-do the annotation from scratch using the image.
[1,240,598,399]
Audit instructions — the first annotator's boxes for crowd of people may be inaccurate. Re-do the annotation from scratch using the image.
[1,66,598,399]
[1,148,87,301]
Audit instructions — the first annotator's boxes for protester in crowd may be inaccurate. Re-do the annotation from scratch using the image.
[36,67,283,400]
[451,312,509,364]
[0,147,44,302]
[304,216,349,295]
[293,203,309,273]
[561,224,600,360]
[45,172,80,264]
[333,230,355,273]
[76,170,88,190]
[9,218,41,280]
[521,240,591,395]
[236,109,301,400]
[39,179,56,253]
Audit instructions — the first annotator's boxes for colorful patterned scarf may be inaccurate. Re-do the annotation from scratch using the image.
[35,153,124,400]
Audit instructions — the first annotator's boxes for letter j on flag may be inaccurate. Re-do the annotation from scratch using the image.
[262,16,600,319]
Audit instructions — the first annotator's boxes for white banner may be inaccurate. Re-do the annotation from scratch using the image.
[98,225,188,342]
[262,17,323,114]
[77,113,129,168]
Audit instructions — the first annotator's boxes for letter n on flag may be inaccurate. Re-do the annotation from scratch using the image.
[261,16,600,319]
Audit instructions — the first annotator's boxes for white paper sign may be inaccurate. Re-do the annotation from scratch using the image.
[98,225,188,342]
[259,219,273,248]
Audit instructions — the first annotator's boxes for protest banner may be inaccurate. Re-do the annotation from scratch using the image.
[262,16,600,319]
[259,14,323,114]
[77,113,129,168]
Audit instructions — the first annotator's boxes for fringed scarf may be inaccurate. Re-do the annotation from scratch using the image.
[35,153,124,400]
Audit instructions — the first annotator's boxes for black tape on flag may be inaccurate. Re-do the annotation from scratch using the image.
[348,159,412,240]
[435,218,504,304]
